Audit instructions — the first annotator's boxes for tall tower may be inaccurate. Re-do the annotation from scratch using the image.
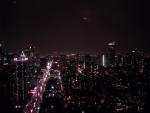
[13,51,29,105]
[107,41,116,66]
[101,53,107,67]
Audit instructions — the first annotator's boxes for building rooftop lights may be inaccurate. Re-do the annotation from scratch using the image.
[14,51,28,62]
[108,41,116,46]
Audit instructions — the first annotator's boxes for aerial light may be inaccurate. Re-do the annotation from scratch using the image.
[51,85,55,90]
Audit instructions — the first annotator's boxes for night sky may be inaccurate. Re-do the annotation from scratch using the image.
[0,0,150,55]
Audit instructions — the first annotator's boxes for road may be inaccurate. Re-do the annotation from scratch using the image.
[23,61,53,113]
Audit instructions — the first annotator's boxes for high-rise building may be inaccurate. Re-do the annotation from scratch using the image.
[107,41,116,66]
[101,53,107,67]
[13,51,29,105]
[0,53,15,113]
[23,45,35,58]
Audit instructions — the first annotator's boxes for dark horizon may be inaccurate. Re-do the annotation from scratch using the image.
[0,0,150,55]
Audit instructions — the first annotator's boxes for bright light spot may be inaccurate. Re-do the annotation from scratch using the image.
[30,109,33,113]
[40,86,42,91]
[33,102,36,108]
[58,75,61,80]
[50,105,54,109]
[108,41,115,46]
[78,68,82,73]
[14,105,21,109]
[51,85,55,89]
[82,110,85,113]
[82,17,88,21]
[43,77,46,81]
[28,89,36,94]
[14,58,17,61]
[47,62,52,69]
[102,54,105,67]
[38,92,40,97]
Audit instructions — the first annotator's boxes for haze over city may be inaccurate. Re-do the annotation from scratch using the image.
[0,0,150,55]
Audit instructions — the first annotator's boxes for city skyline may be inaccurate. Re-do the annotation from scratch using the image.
[1,43,150,113]
[1,1,150,112]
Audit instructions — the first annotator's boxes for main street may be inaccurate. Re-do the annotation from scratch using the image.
[23,61,53,113]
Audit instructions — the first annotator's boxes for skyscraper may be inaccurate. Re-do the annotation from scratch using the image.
[101,53,107,67]
[13,51,29,105]
[107,41,116,66]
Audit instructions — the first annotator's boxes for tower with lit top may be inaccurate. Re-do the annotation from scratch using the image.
[13,51,29,105]
[107,41,116,66]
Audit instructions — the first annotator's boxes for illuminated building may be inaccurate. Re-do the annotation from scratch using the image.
[115,53,123,66]
[23,46,35,58]
[101,53,107,67]
[13,51,29,105]
[24,45,41,77]
[0,45,16,113]
[107,41,116,66]
[123,49,146,74]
